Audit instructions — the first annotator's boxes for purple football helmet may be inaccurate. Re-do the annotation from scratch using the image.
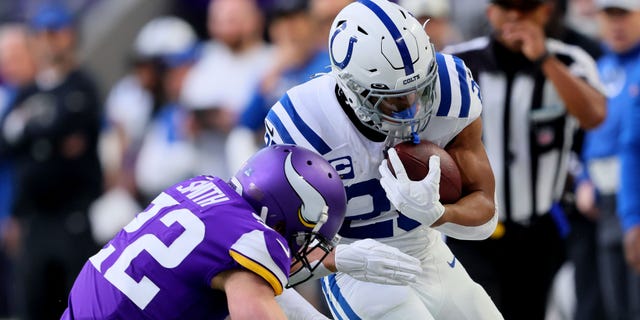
[230,144,347,287]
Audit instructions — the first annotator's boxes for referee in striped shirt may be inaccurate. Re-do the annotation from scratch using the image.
[443,0,606,319]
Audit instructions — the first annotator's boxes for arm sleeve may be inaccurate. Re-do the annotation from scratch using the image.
[275,287,330,320]
[434,205,499,240]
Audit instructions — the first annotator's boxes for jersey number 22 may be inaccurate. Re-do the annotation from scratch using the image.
[88,192,206,309]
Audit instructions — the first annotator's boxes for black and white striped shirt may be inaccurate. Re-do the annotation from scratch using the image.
[444,37,602,224]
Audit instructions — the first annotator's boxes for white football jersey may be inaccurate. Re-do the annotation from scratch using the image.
[265,53,481,240]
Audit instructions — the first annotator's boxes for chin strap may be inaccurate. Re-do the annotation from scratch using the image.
[411,131,420,144]
[311,206,328,233]
[259,206,269,223]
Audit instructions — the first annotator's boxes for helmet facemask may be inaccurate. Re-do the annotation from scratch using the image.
[286,234,339,288]
[336,43,439,142]
[286,208,340,288]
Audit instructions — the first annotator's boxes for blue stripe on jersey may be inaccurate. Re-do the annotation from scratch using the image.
[454,56,471,118]
[279,94,332,155]
[339,219,394,238]
[436,53,452,116]
[321,278,344,320]
[397,212,422,231]
[324,274,362,320]
[358,0,414,75]
[266,110,296,145]
[339,214,422,239]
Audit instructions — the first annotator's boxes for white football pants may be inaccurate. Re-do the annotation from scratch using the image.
[321,226,503,320]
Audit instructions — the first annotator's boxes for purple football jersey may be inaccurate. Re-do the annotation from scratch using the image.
[62,176,291,319]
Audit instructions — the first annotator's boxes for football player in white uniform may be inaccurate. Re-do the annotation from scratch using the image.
[264,0,503,319]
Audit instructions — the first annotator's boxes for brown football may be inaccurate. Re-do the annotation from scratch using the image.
[386,140,463,204]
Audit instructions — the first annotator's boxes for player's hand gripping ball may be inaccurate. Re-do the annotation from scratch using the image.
[386,140,462,204]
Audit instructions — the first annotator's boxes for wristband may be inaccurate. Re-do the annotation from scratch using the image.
[533,50,551,68]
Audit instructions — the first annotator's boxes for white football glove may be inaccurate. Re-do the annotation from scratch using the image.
[335,238,422,285]
[378,148,445,227]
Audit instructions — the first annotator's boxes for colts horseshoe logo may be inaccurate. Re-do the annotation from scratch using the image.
[330,22,358,69]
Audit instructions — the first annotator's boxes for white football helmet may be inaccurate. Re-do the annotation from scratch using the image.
[328,0,438,141]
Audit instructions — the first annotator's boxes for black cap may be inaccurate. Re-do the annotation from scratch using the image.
[269,0,308,20]
[491,0,547,11]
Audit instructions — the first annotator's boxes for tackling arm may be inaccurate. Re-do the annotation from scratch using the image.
[432,117,498,240]
[211,269,287,320]
[276,288,330,320]
[288,238,422,286]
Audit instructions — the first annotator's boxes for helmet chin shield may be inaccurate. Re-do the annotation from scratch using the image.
[347,50,438,140]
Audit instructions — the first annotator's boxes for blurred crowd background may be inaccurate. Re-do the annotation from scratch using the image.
[0,0,623,319]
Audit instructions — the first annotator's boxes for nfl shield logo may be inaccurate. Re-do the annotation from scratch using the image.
[537,127,554,146]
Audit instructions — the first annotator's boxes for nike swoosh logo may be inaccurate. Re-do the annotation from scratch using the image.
[276,238,290,259]
[447,256,456,268]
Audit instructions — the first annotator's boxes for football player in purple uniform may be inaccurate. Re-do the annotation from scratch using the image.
[61,144,421,319]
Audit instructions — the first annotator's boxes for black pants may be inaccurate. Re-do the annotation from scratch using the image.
[566,211,605,320]
[595,195,640,320]
[13,212,99,320]
[447,213,566,320]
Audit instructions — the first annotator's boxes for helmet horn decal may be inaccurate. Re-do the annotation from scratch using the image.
[284,153,328,228]
[358,0,414,76]
[330,22,358,69]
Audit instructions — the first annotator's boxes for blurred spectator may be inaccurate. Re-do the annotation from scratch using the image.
[0,23,37,236]
[309,0,354,40]
[172,0,277,39]
[225,0,352,174]
[0,22,37,318]
[547,0,603,56]
[101,16,197,194]
[544,0,606,319]
[0,3,103,319]
[91,16,198,244]
[0,24,36,93]
[607,0,640,274]
[398,0,463,50]
[450,0,491,40]
[180,0,274,179]
[443,0,606,319]
[583,0,640,319]
[566,0,600,38]
[134,17,200,203]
